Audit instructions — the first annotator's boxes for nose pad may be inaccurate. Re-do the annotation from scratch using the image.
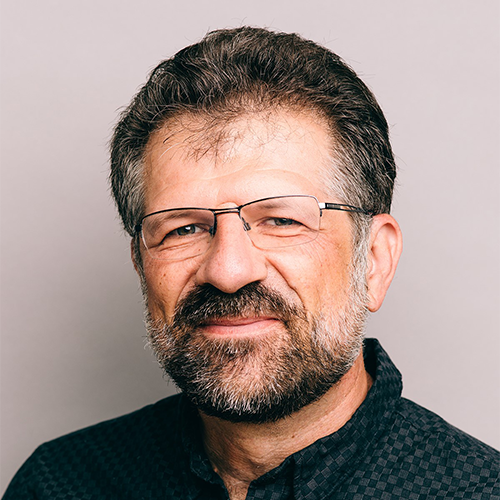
[241,217,251,232]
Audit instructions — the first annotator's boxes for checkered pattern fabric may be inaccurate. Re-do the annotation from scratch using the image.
[4,339,499,499]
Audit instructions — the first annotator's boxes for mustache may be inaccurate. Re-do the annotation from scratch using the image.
[171,282,306,328]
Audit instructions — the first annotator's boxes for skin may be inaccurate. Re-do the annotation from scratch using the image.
[134,109,402,499]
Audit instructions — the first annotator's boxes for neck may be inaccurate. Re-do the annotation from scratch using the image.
[199,353,372,500]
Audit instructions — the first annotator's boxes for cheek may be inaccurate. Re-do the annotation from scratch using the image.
[142,258,199,320]
[267,235,353,312]
[316,237,353,304]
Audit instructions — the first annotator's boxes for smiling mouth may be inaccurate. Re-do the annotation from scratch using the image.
[198,317,281,337]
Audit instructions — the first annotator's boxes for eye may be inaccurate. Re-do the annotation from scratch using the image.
[172,224,201,236]
[158,224,209,246]
[268,217,301,227]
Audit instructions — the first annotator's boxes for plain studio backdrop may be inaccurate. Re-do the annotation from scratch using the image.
[1,0,499,493]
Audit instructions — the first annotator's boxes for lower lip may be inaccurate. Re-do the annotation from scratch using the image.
[199,318,281,338]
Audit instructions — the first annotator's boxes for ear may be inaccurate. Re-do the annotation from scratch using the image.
[366,214,402,312]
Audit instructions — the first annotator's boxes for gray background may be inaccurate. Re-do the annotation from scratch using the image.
[1,0,499,493]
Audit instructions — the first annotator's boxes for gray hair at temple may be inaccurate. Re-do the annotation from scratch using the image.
[109,27,396,249]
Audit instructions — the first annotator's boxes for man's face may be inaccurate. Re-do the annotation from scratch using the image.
[138,109,368,422]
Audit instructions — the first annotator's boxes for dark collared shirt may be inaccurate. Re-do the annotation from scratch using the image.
[4,339,499,499]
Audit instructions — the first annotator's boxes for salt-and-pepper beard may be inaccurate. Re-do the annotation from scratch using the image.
[144,262,368,424]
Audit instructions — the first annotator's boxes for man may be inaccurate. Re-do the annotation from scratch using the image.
[4,27,499,499]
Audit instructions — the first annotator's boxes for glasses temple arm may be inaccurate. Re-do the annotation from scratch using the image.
[321,203,374,215]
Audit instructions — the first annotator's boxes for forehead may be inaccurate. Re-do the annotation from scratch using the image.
[143,109,335,211]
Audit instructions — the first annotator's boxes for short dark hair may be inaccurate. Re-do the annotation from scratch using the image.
[110,26,396,237]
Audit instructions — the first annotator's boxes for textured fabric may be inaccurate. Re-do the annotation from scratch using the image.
[4,339,499,499]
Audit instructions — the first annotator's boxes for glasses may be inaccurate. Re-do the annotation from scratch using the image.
[136,195,372,261]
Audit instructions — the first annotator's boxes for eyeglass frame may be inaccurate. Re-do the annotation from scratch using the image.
[134,194,373,249]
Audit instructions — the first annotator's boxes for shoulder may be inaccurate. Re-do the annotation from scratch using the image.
[345,397,499,499]
[396,397,499,461]
[37,393,183,457]
[3,395,187,500]
[380,397,499,496]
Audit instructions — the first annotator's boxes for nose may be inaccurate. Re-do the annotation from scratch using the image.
[195,211,268,294]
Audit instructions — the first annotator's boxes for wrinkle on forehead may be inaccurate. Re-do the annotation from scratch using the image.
[146,107,332,175]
